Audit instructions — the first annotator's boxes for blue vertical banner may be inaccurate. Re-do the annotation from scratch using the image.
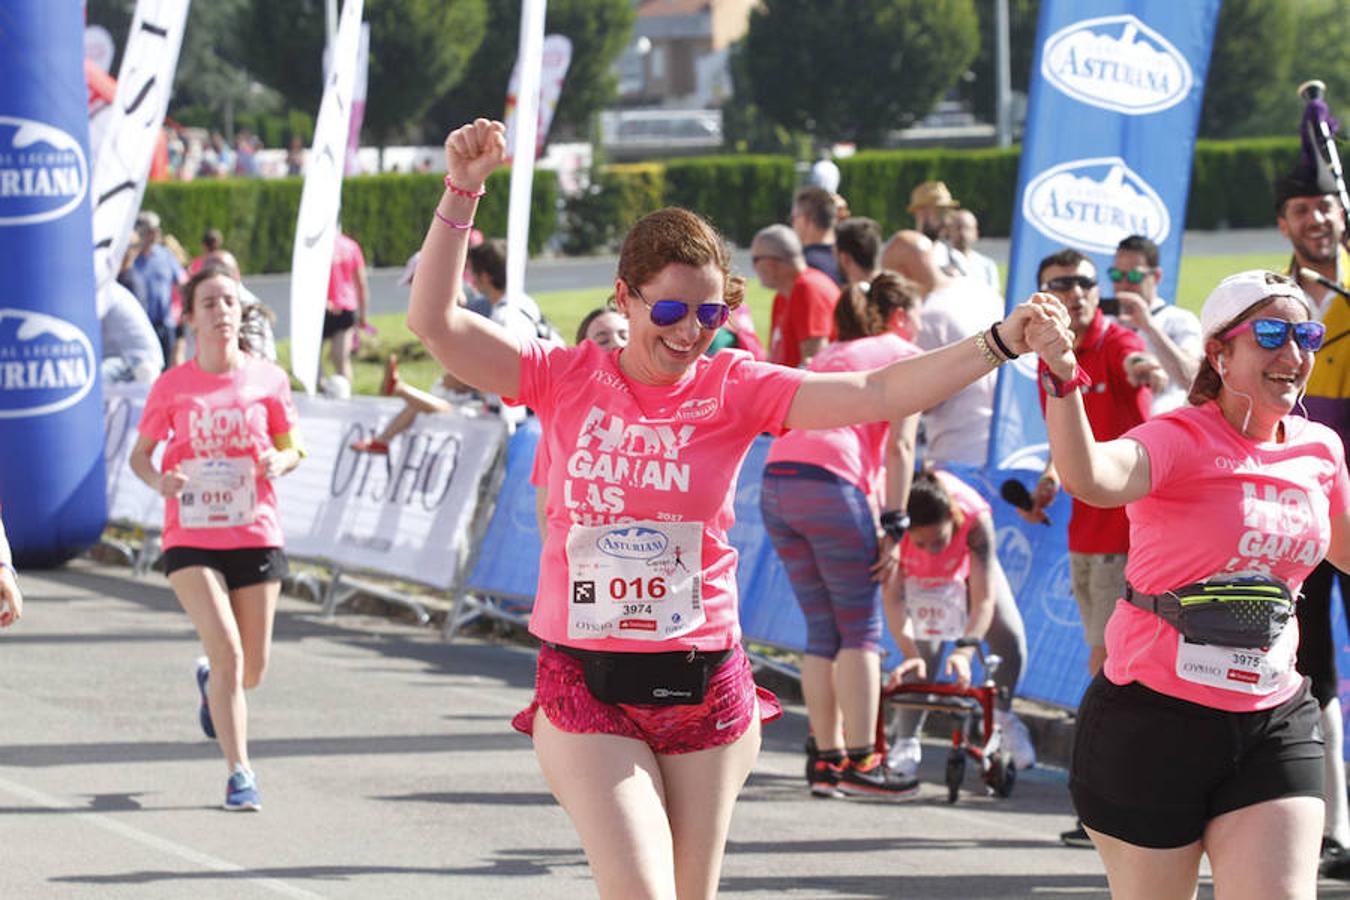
[0,0,107,566]
[991,1,1222,465]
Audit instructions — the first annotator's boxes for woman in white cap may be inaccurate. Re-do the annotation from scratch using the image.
[1025,270,1342,898]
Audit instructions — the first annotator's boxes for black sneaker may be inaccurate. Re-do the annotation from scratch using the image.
[1060,821,1094,848]
[809,758,844,798]
[1321,837,1350,879]
[837,753,919,799]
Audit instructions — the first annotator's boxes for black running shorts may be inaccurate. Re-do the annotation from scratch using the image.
[322,309,356,338]
[162,546,289,591]
[1070,674,1323,848]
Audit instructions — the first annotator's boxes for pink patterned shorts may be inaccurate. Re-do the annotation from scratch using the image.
[512,642,782,755]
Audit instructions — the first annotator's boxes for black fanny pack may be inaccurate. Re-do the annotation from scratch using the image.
[1125,573,1294,649]
[549,643,733,706]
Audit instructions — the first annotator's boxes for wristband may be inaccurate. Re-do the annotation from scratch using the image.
[988,321,1019,360]
[974,331,1004,368]
[879,510,910,541]
[433,209,474,231]
[1040,364,1090,398]
[443,175,486,198]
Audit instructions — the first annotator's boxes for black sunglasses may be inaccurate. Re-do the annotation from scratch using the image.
[1041,275,1097,292]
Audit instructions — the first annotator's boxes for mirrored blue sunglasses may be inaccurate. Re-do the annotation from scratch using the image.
[630,286,730,330]
[1223,318,1325,351]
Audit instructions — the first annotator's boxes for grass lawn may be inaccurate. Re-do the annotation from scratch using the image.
[280,251,1288,396]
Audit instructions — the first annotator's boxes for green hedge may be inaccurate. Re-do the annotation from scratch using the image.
[143,168,560,274]
[587,137,1301,244]
[558,163,666,255]
[662,155,797,246]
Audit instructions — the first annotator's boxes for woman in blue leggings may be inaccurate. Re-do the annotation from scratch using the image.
[760,272,923,799]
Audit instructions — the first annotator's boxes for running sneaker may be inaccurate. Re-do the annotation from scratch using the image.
[838,753,920,799]
[195,657,215,739]
[995,709,1037,770]
[1322,838,1350,879]
[809,758,844,798]
[1060,821,1094,848]
[224,765,261,812]
[886,736,922,779]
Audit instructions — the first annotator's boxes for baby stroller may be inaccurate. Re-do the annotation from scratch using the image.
[875,638,1016,803]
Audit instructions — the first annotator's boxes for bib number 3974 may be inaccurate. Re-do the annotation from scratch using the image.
[179,457,257,529]
[566,520,704,641]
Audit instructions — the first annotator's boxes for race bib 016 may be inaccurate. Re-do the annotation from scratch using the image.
[178,457,257,529]
[566,520,704,641]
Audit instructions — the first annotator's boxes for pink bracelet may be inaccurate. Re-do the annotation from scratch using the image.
[433,209,473,231]
[443,175,486,198]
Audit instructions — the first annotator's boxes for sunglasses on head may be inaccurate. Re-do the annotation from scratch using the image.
[1041,275,1097,292]
[629,286,730,330]
[1222,318,1325,351]
[1107,267,1154,285]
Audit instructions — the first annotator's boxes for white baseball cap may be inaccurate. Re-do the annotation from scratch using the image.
[1200,270,1311,339]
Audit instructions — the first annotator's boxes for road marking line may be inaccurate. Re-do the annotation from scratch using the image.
[0,772,325,899]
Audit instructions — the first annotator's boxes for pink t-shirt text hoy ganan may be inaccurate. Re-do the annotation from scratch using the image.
[512,340,806,652]
[138,357,300,550]
[1108,402,1350,711]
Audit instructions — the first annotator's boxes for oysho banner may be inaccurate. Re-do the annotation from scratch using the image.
[991,2,1221,465]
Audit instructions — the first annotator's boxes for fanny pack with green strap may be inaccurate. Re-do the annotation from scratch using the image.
[1124,573,1294,649]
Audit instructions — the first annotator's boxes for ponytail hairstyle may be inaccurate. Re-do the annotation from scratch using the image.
[906,462,966,530]
[833,269,922,341]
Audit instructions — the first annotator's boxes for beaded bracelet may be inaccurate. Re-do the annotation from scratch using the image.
[988,320,1019,360]
[434,209,474,231]
[974,331,1004,368]
[443,175,486,198]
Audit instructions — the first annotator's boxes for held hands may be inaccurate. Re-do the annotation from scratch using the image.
[157,466,188,499]
[1024,292,1077,379]
[0,565,21,627]
[444,119,507,191]
[999,293,1066,355]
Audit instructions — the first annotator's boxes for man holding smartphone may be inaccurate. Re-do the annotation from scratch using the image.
[1107,235,1202,414]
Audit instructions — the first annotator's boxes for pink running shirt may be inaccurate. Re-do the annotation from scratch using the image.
[765,333,921,497]
[1108,402,1350,711]
[139,357,300,550]
[899,471,990,584]
[326,233,365,312]
[511,340,807,651]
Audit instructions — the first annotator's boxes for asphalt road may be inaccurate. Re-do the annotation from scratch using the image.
[242,228,1291,342]
[0,558,1251,899]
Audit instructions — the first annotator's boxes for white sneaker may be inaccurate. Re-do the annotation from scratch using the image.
[996,709,1037,770]
[887,736,922,778]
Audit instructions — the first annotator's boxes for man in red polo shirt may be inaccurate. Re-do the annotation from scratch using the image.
[751,224,839,368]
[1022,249,1154,677]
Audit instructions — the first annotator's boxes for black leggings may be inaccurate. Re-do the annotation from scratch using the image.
[1294,558,1350,708]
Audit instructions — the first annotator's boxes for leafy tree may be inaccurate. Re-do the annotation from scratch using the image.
[87,0,279,130]
[1198,0,1297,138]
[740,0,980,147]
[961,0,1040,125]
[426,0,635,143]
[238,0,487,146]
